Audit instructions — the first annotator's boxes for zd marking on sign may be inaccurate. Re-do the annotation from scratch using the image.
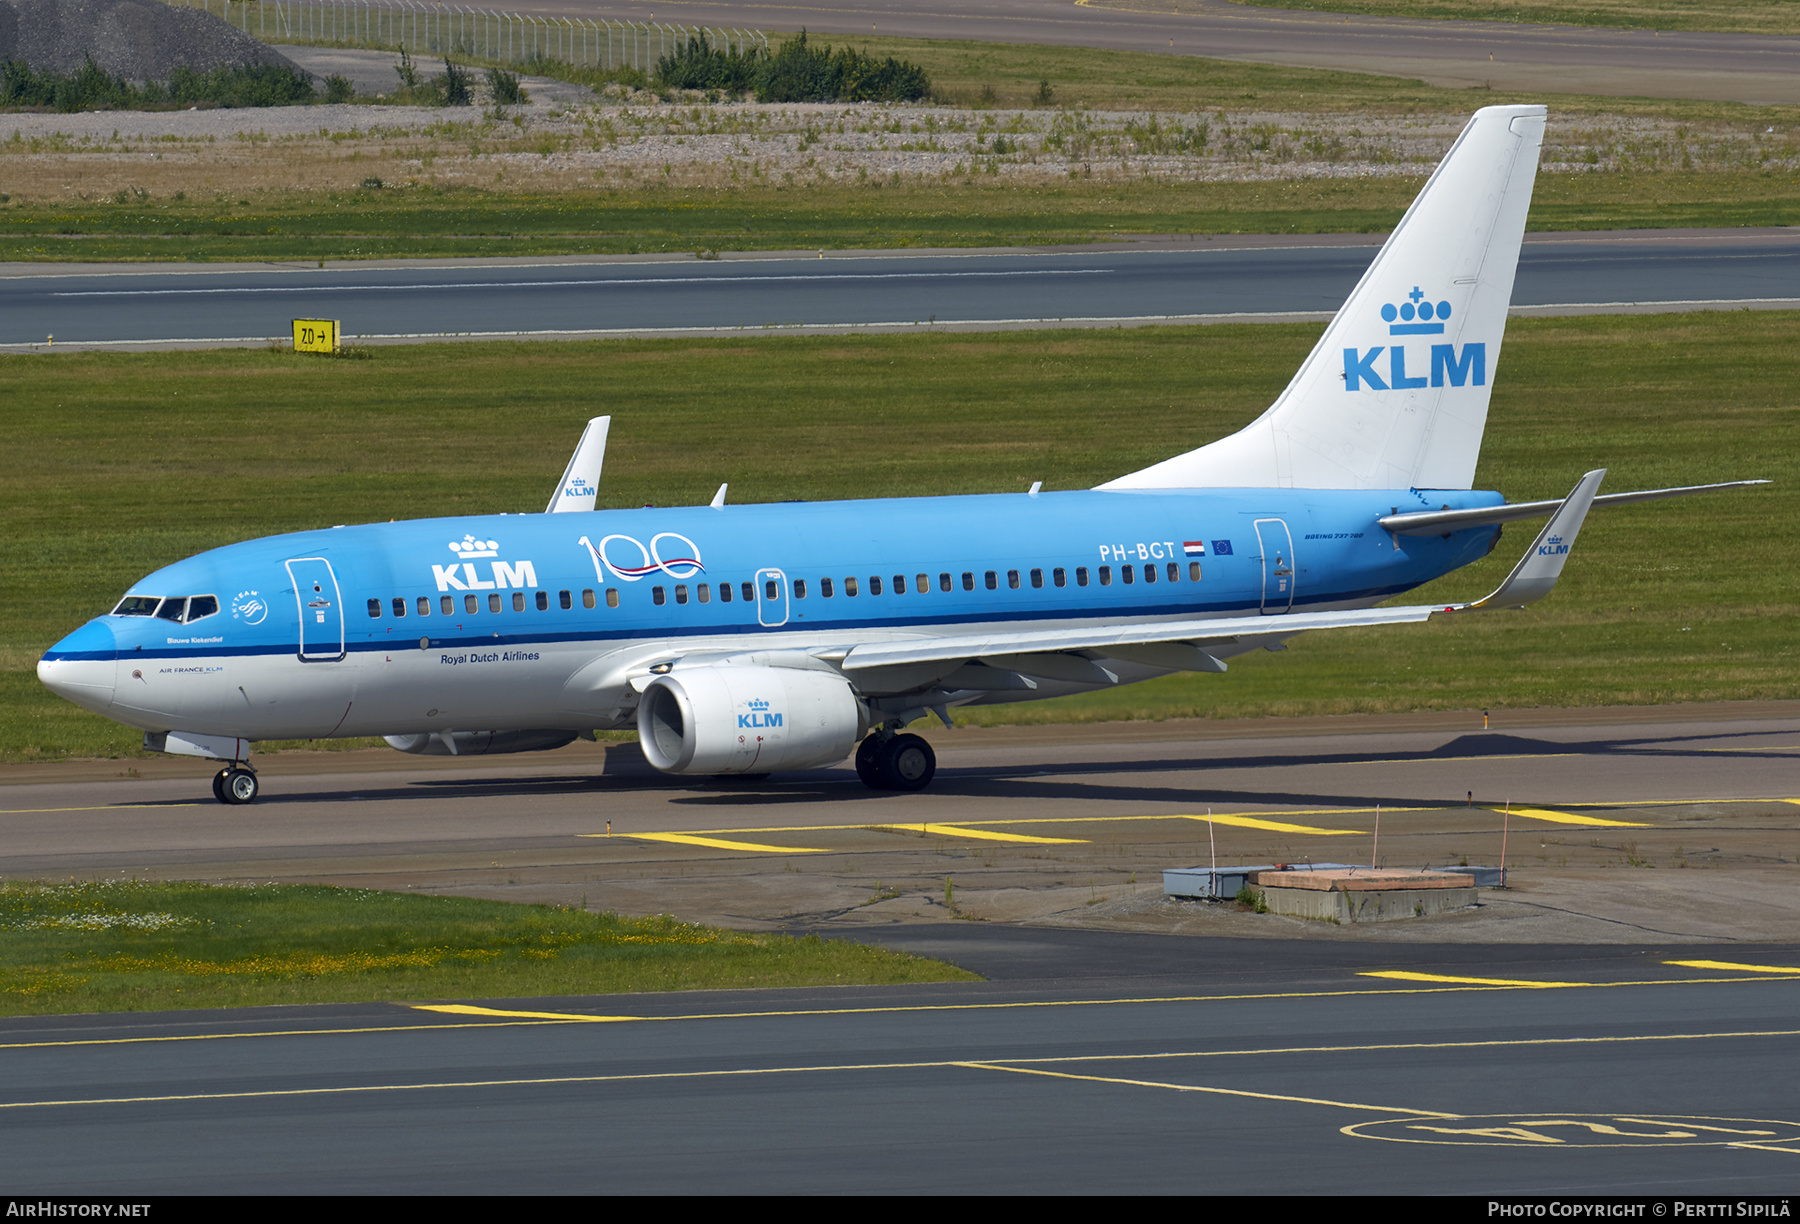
[292,319,340,353]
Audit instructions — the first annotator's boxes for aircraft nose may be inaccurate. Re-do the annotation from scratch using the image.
[38,621,118,715]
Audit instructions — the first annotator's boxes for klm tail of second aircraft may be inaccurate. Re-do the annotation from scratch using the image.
[1100,104,1547,493]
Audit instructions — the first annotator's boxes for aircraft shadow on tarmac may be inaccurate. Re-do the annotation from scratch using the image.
[145,722,1793,812]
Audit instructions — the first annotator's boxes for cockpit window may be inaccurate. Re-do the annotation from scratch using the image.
[116,595,219,623]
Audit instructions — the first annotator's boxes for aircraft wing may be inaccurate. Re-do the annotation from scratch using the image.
[828,470,1606,679]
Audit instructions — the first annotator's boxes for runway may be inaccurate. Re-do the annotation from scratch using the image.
[550,0,1800,105]
[7,703,1799,1191]
[4,938,1799,1192]
[6,703,1798,942]
[5,229,1796,349]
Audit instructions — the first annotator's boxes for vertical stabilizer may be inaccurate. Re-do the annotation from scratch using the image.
[547,416,610,513]
[1099,105,1546,492]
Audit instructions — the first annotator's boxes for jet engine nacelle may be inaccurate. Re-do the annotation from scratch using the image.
[384,729,579,756]
[637,665,865,775]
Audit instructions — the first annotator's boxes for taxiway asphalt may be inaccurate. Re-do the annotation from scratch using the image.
[4,229,1796,349]
[4,939,1799,1193]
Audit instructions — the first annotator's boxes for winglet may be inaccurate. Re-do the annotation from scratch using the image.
[1460,468,1605,610]
[547,416,610,513]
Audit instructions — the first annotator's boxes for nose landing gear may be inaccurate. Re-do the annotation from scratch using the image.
[855,729,937,792]
[211,765,260,805]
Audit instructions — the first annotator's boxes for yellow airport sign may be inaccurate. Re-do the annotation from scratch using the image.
[292,319,340,353]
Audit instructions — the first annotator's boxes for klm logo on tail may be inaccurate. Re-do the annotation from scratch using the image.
[1343,286,1485,393]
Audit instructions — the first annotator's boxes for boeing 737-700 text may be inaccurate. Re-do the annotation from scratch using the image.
[38,105,1763,804]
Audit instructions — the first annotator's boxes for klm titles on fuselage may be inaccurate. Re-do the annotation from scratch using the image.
[432,535,539,593]
[1343,288,1486,393]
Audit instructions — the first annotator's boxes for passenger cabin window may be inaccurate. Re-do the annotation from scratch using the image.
[868,576,882,596]
[1030,569,1043,589]
[962,572,974,591]
[719,582,733,603]
[1121,566,1134,585]
[1007,570,1020,590]
[367,599,381,619]
[440,595,454,615]
[1098,566,1112,586]
[675,585,689,605]
[741,582,755,602]
[1142,564,1155,584]
[536,591,549,611]
[583,589,596,609]
[984,571,998,591]
[893,575,907,594]
[392,597,407,618]
[465,594,479,614]
[559,590,572,610]
[1053,568,1066,588]
[821,577,834,598]
[845,577,859,597]
[1076,567,1089,587]
[418,596,431,617]
[789,580,803,600]
[513,592,525,612]
[1189,562,1202,581]
[606,589,620,608]
[488,593,502,613]
[939,573,952,592]
[764,578,779,600]
[653,586,666,606]
[699,583,713,603]
[1167,562,1179,582]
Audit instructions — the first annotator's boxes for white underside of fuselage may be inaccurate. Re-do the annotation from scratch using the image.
[49,592,1386,744]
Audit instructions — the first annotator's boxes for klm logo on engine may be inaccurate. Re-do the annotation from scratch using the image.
[738,697,783,729]
[1538,534,1570,557]
[432,534,539,592]
[1342,286,1485,392]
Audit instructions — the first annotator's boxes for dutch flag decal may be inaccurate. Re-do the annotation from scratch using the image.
[1183,541,1206,557]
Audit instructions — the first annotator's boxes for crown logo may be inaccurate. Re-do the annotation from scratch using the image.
[1381,286,1450,335]
[448,534,499,558]
[746,698,771,711]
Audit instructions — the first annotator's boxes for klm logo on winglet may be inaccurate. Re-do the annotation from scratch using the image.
[739,697,782,729]
[1538,534,1570,557]
[1343,286,1485,393]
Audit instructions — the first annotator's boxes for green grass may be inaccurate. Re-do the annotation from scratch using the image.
[0,879,974,1016]
[3,311,1794,761]
[1,169,1795,263]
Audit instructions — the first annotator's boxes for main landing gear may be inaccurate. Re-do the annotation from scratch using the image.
[855,730,936,792]
[211,764,260,805]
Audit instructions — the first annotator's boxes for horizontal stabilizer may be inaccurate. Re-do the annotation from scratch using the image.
[1380,479,1767,536]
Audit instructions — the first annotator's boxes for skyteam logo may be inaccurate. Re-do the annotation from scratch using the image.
[739,697,782,729]
[230,589,268,625]
[434,535,538,592]
[1343,285,1485,393]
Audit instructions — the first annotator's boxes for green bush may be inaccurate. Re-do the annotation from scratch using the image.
[653,31,930,103]
[1,55,316,111]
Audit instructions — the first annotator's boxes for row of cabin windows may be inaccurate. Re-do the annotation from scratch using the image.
[365,562,1206,619]
[367,588,619,619]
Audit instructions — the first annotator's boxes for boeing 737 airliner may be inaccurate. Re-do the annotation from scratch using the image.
[38,105,1762,804]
